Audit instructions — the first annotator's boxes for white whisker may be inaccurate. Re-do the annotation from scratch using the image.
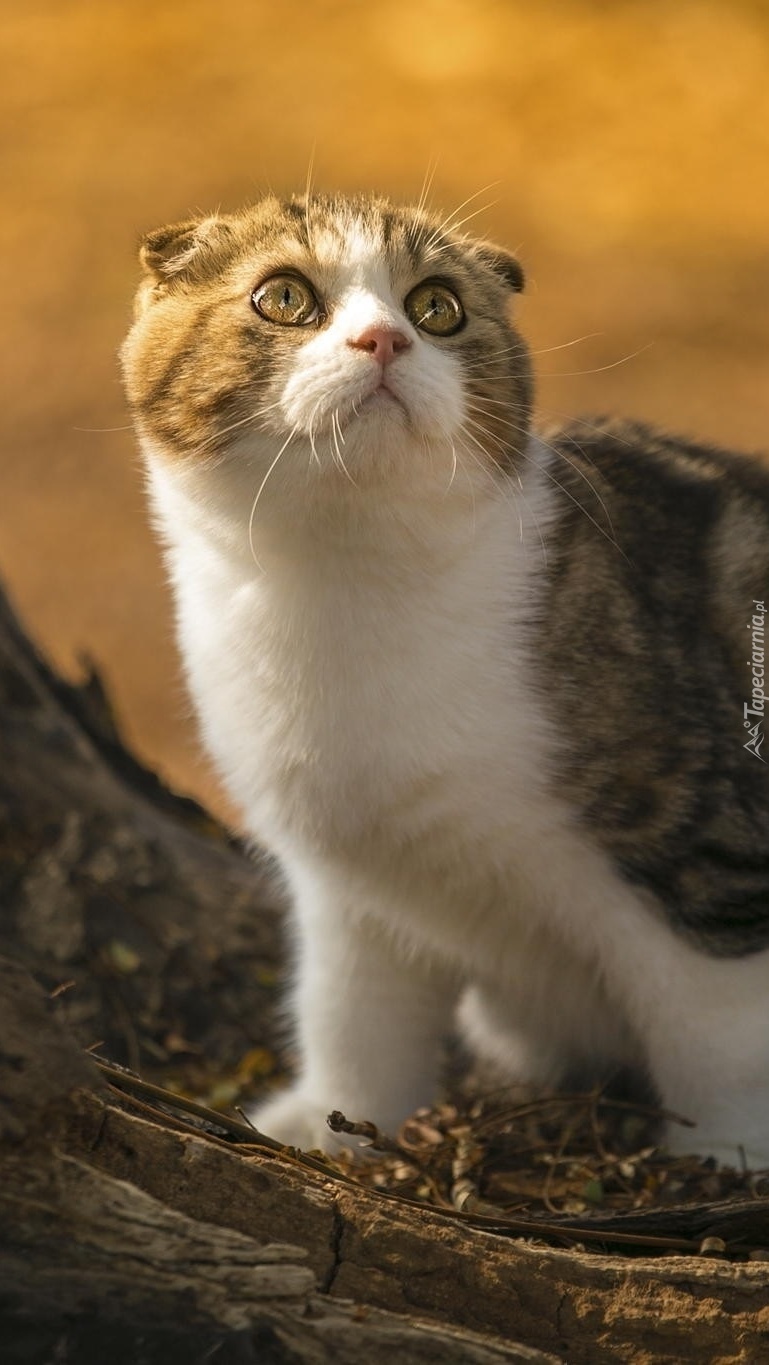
[423,181,501,249]
[73,424,134,433]
[306,397,325,468]
[455,427,518,540]
[415,158,439,218]
[431,199,500,242]
[331,409,357,486]
[459,343,532,372]
[454,438,478,535]
[544,342,653,378]
[247,429,298,567]
[193,397,288,455]
[537,409,635,447]
[443,436,459,495]
[536,464,624,557]
[304,146,316,251]
[465,399,620,546]
[459,410,620,570]
[530,332,603,357]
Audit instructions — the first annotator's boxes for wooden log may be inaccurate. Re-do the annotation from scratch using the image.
[1,955,767,1364]
[0,955,554,1364]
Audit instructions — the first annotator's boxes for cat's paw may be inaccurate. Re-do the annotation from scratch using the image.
[247,1087,353,1155]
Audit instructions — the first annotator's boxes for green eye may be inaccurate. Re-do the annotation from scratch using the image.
[405,281,464,336]
[252,274,321,326]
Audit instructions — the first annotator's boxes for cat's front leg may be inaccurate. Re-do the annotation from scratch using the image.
[636,943,769,1170]
[248,882,458,1153]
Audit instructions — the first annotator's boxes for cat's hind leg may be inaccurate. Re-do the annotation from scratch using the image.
[630,937,769,1169]
[458,935,643,1093]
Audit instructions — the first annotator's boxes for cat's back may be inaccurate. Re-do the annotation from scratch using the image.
[541,416,769,570]
[533,416,769,954]
[538,415,769,685]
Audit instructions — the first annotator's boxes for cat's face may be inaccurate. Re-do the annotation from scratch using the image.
[122,194,532,506]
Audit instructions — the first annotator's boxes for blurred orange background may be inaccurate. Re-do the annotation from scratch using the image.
[3,0,769,819]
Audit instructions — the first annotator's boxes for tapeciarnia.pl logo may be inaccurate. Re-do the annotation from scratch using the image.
[744,598,766,762]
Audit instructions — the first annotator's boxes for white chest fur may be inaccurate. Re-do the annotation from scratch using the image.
[152,460,550,861]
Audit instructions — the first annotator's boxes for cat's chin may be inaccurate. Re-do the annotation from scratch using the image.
[350,387,410,429]
[361,383,406,410]
[327,393,422,465]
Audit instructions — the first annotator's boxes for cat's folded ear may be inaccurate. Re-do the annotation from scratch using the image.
[473,243,525,293]
[138,214,231,282]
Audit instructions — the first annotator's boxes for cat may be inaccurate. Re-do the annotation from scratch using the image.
[122,192,769,1167]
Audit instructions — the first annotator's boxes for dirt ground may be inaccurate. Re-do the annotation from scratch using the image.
[3,0,769,819]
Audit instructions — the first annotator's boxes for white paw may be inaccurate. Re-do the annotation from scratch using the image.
[247,1087,363,1156]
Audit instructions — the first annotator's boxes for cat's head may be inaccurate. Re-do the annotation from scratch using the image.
[121,193,532,515]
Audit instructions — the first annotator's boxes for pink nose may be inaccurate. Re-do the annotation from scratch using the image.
[348,326,412,366]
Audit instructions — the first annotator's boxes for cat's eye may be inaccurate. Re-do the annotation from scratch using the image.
[252,274,321,326]
[404,281,464,336]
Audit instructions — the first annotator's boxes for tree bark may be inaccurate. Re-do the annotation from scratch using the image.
[0,580,288,1076]
[2,582,769,1363]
